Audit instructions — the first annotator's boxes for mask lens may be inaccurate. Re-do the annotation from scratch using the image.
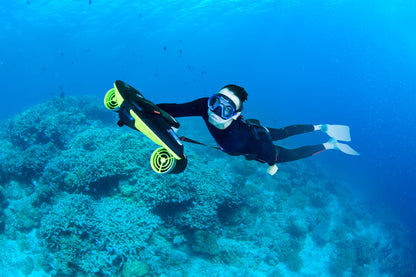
[208,95,220,110]
[223,106,233,118]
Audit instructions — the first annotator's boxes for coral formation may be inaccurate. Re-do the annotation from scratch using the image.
[121,260,150,277]
[41,126,147,193]
[0,186,6,233]
[0,95,414,276]
[40,194,160,276]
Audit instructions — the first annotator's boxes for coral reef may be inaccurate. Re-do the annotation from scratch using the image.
[5,96,112,149]
[1,95,115,183]
[121,260,150,277]
[40,194,160,276]
[129,154,243,230]
[0,186,7,233]
[41,126,147,193]
[0,95,414,277]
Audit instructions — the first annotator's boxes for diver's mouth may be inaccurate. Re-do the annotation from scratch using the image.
[209,112,226,122]
[210,112,220,120]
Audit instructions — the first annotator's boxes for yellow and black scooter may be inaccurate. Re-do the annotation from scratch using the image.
[104,80,187,174]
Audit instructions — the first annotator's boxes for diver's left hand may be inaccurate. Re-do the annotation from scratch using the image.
[267,164,278,176]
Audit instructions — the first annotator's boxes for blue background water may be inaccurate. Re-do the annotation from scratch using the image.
[1,0,415,237]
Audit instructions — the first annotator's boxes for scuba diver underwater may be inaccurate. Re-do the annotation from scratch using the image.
[104,81,359,175]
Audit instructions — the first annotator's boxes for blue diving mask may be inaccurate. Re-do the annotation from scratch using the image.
[208,94,240,120]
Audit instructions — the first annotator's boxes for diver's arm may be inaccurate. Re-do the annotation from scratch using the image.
[157,97,209,118]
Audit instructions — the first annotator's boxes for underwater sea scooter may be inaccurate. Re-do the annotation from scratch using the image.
[104,80,187,174]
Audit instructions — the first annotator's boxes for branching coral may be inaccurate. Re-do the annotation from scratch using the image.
[131,154,243,230]
[5,96,100,149]
[40,194,160,276]
[1,95,120,186]
[41,127,148,193]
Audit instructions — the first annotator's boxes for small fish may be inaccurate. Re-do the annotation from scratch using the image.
[163,45,167,51]
[89,0,91,5]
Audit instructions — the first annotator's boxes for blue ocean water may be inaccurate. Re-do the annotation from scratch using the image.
[1,0,416,274]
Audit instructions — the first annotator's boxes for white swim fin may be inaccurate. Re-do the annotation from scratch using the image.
[336,141,360,155]
[324,138,360,156]
[322,124,351,142]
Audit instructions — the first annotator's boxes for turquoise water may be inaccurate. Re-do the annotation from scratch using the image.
[1,0,415,276]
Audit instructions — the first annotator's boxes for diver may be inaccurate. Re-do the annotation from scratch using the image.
[157,84,359,176]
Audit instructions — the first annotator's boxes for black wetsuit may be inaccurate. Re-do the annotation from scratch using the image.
[158,98,325,165]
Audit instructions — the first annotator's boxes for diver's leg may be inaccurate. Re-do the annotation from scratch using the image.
[275,144,325,163]
[269,125,315,141]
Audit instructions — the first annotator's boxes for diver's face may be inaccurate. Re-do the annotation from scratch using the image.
[208,88,241,129]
